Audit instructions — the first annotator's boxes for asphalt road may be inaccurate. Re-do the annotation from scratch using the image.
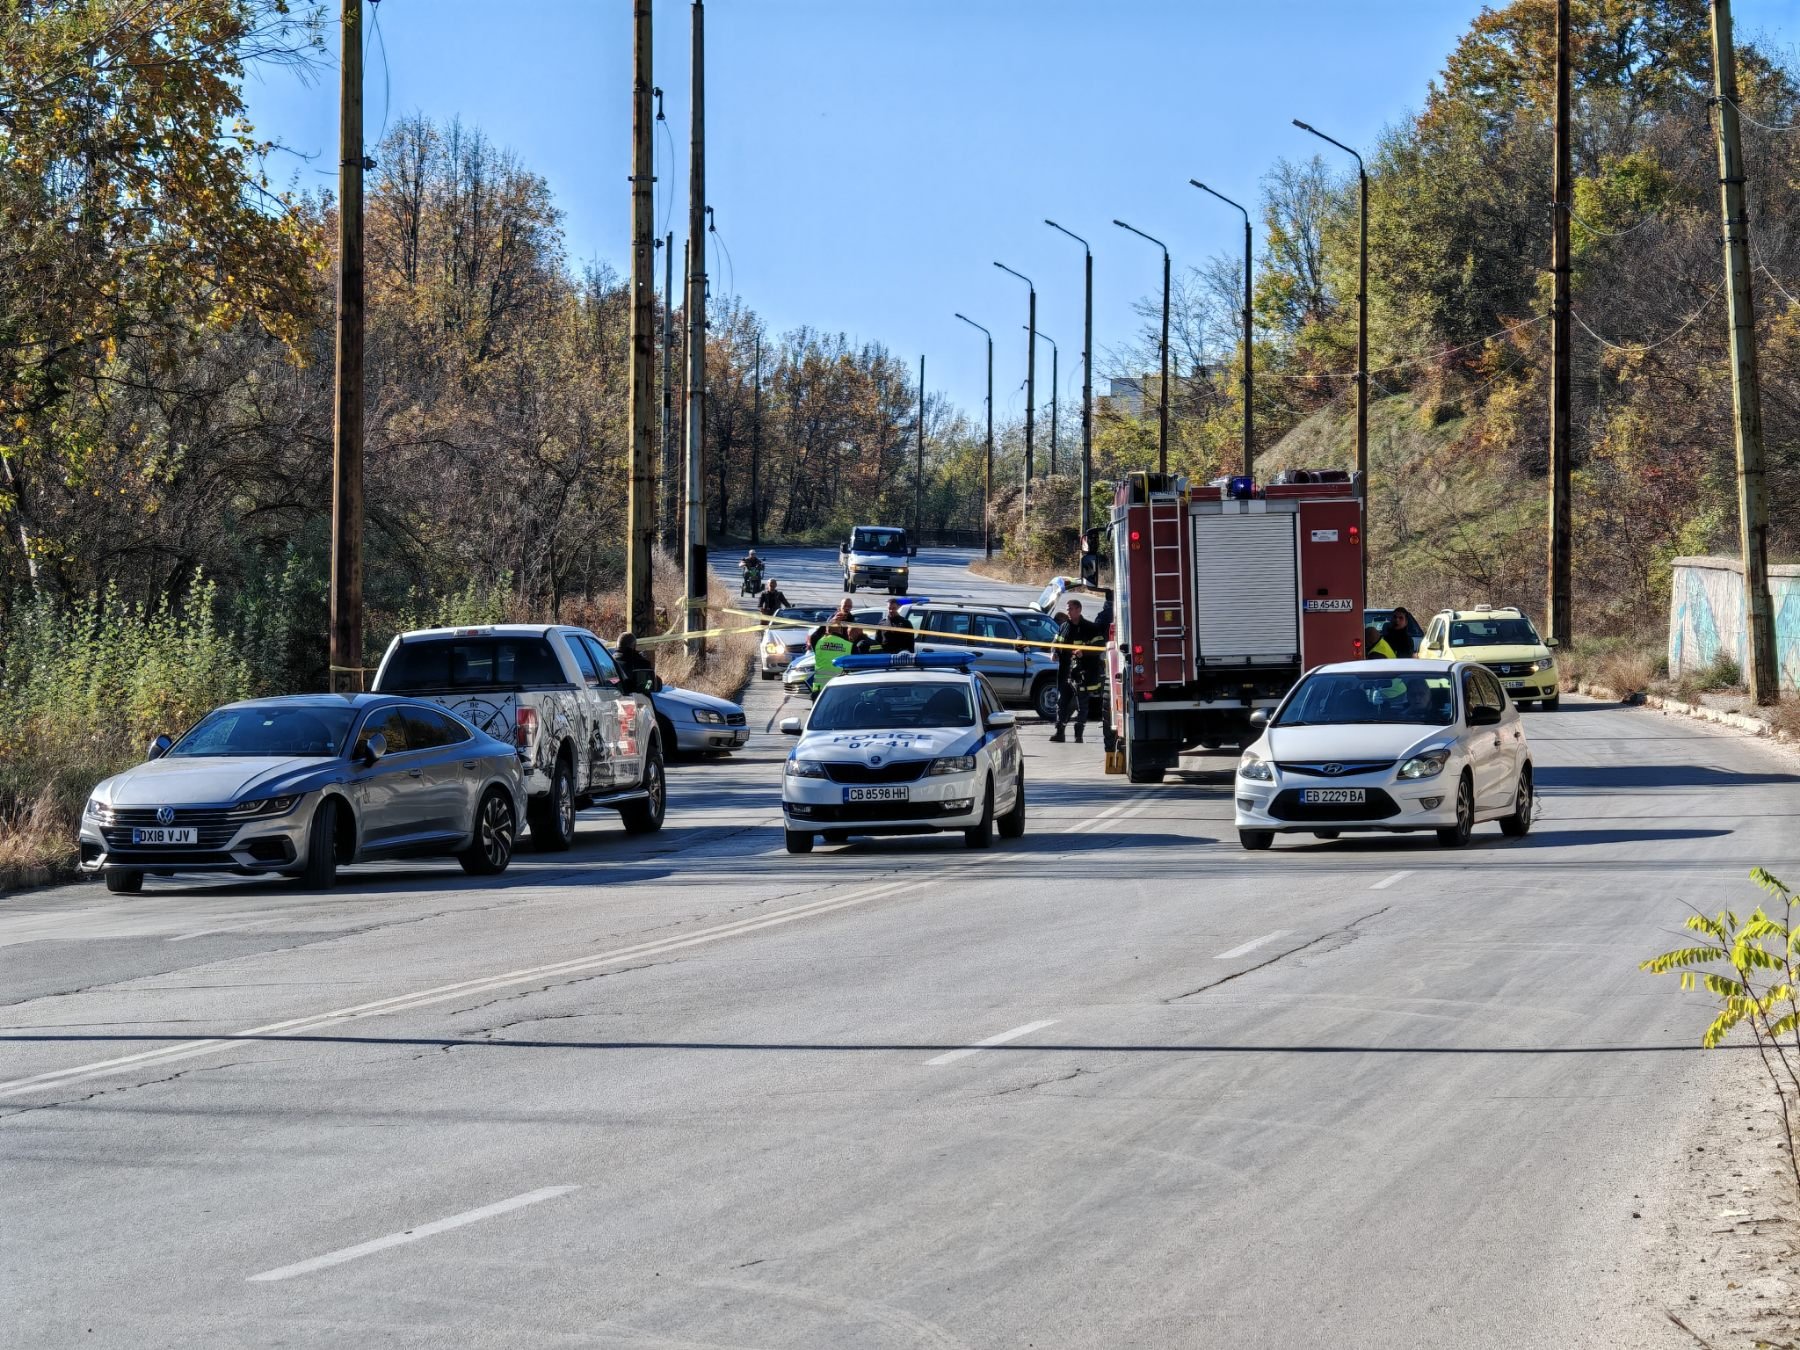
[5,547,1798,1348]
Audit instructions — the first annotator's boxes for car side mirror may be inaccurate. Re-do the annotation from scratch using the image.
[1545,637,1561,649]
[630,668,661,695]
[780,717,803,736]
[1248,709,1270,728]
[360,732,387,765]
[147,734,173,761]
[986,710,1016,729]
[1468,705,1500,728]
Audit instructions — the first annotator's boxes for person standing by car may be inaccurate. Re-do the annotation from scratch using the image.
[1365,625,1396,660]
[758,578,790,617]
[877,598,916,654]
[1382,607,1417,659]
[809,616,856,699]
[615,632,659,688]
[1050,599,1103,743]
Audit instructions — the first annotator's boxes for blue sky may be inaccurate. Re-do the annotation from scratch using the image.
[244,0,1800,421]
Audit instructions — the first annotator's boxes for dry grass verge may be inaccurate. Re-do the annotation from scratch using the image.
[968,556,1050,586]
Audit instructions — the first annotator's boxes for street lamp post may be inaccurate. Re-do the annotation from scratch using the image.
[993,262,1036,485]
[1044,220,1093,535]
[1026,327,1057,475]
[1113,220,1171,474]
[1293,120,1367,490]
[954,312,995,559]
[1190,179,1255,481]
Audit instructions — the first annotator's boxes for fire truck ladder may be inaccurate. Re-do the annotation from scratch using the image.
[1147,490,1188,686]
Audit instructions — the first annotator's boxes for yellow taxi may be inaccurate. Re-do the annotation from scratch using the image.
[1417,606,1562,709]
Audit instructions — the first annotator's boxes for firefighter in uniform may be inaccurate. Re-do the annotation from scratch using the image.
[1049,598,1104,743]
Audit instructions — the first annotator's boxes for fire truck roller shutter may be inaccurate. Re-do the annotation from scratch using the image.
[1192,512,1300,664]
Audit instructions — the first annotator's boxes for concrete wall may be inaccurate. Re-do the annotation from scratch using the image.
[1668,555,1800,691]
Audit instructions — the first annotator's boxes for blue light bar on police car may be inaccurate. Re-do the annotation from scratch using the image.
[834,652,975,673]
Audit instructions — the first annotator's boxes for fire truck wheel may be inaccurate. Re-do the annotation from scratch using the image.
[997,772,1026,839]
[1125,739,1164,785]
[963,780,995,849]
[1239,829,1274,851]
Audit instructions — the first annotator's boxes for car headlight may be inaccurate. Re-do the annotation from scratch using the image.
[693,709,725,725]
[84,797,111,822]
[764,640,783,654]
[927,755,977,776]
[228,796,301,817]
[785,757,826,778]
[1237,753,1274,782]
[1398,749,1451,780]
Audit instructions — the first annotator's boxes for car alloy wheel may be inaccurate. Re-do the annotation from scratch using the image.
[461,790,517,875]
[1500,770,1534,838]
[1437,774,1474,848]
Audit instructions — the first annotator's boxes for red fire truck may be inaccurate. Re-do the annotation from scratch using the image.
[1106,470,1366,783]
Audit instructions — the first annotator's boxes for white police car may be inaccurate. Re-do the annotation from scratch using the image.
[778,653,1026,853]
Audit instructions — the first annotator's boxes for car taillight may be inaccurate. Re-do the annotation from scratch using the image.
[514,706,538,750]
[1353,638,1364,654]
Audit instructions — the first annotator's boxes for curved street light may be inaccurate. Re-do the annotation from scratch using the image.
[1024,325,1058,474]
[993,262,1037,486]
[954,312,995,559]
[1292,120,1367,489]
[1113,220,1171,473]
[1045,220,1094,533]
[1191,179,1255,480]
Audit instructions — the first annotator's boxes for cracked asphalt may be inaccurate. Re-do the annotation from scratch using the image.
[5,547,1800,1348]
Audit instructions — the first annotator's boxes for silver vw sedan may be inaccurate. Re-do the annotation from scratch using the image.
[79,694,525,893]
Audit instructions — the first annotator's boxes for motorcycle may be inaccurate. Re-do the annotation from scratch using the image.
[740,562,764,596]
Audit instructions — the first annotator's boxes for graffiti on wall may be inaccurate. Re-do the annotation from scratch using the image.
[1668,557,1800,692]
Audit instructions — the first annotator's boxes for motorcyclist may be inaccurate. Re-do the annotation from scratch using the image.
[739,549,764,595]
[1049,599,1104,743]
[758,578,790,617]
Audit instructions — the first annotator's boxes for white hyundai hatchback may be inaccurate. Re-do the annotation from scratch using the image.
[1234,659,1533,850]
[779,654,1025,853]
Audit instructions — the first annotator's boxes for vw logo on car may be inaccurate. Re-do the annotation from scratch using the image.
[156,806,176,825]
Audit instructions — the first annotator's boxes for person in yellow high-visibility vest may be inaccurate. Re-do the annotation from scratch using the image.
[1365,625,1396,660]
[810,622,856,699]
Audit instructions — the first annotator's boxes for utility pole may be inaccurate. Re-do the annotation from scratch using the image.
[1711,0,1780,703]
[1045,221,1093,532]
[1547,0,1574,649]
[751,333,761,547]
[625,0,657,637]
[683,0,707,658]
[954,313,993,559]
[329,0,365,693]
[915,355,925,540]
[660,230,675,551]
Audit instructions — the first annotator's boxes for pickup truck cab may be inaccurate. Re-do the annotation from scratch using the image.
[371,625,665,850]
[840,525,914,595]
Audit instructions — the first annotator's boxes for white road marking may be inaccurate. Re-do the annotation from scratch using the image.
[167,918,280,942]
[0,879,922,1099]
[1215,930,1290,961]
[246,1186,577,1283]
[1370,870,1414,891]
[926,1019,1060,1066]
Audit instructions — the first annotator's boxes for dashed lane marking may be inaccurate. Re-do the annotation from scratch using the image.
[1215,930,1291,960]
[925,1019,1061,1066]
[1370,870,1414,890]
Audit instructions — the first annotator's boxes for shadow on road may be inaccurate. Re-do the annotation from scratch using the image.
[1537,764,1799,790]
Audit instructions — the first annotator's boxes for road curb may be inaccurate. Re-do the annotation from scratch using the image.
[1575,681,1794,744]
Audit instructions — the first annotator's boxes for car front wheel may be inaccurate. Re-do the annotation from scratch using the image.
[1499,769,1534,838]
[529,754,577,851]
[1437,774,1475,848]
[104,869,143,895]
[785,829,814,854]
[1239,829,1274,851]
[300,796,340,889]
[964,780,995,849]
[997,771,1026,839]
[619,743,666,833]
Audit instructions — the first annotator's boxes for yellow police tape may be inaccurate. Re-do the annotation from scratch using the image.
[717,607,1109,655]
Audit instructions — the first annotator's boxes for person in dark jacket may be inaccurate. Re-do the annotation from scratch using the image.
[757,579,790,616]
[877,599,916,654]
[614,632,658,687]
[1382,607,1417,659]
[1050,599,1104,743]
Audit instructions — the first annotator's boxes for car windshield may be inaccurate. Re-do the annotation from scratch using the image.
[808,681,976,731]
[851,528,907,555]
[775,606,833,624]
[171,705,359,758]
[1012,612,1061,645]
[1275,672,1457,728]
[380,636,564,690]
[1449,617,1540,647]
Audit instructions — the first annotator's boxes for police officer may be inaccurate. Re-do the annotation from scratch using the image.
[807,603,857,699]
[877,598,916,654]
[1049,599,1103,743]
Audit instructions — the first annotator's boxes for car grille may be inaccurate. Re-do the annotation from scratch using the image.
[1276,761,1394,778]
[1487,663,1541,677]
[805,801,961,822]
[725,711,747,727]
[100,807,241,851]
[821,760,929,784]
[1268,788,1401,822]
